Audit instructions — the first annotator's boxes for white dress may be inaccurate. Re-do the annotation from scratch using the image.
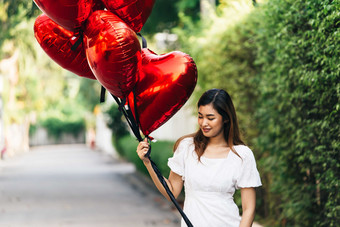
[168,137,262,227]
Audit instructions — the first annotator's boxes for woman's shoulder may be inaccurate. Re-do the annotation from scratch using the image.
[180,136,194,144]
[233,144,255,159]
[176,136,194,148]
[173,136,194,153]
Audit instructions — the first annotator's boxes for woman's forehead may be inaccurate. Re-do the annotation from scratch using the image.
[198,104,218,115]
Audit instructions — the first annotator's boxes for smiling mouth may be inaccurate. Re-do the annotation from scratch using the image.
[202,128,211,133]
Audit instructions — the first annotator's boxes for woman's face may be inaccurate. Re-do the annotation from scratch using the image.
[198,104,225,138]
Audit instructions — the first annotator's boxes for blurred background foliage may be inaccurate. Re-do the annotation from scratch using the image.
[0,0,339,226]
[0,0,100,138]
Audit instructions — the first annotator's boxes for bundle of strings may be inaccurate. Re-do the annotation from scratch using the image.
[109,93,193,227]
[98,33,194,227]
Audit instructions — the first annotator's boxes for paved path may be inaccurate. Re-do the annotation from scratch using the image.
[0,144,180,227]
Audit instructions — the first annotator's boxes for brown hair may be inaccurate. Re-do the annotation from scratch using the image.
[174,89,245,160]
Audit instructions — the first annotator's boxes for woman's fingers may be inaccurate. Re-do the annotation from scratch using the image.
[136,139,150,160]
[138,141,149,150]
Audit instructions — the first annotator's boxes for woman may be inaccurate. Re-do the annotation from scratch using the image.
[137,89,262,227]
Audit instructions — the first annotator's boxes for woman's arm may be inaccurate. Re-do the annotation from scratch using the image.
[239,187,256,227]
[137,139,184,201]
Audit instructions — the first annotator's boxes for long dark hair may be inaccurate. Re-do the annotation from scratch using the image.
[174,89,245,160]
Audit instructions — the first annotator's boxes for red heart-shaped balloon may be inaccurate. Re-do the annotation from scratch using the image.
[33,0,93,32]
[101,0,155,32]
[84,10,141,98]
[34,14,96,80]
[128,49,198,136]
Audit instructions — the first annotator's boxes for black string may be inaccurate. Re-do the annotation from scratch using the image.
[100,86,106,103]
[132,87,141,132]
[110,94,143,142]
[71,31,83,51]
[148,158,193,227]
[130,93,194,226]
[143,141,193,226]
[107,33,193,225]
[137,33,147,48]
[119,98,127,112]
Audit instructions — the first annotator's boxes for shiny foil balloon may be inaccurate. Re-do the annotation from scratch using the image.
[128,48,198,136]
[84,10,141,98]
[33,0,93,32]
[34,14,96,80]
[101,0,155,32]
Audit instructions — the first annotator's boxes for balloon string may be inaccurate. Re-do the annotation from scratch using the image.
[108,37,193,226]
[71,31,83,51]
[128,92,194,226]
[110,93,143,142]
[100,86,106,103]
[143,139,193,226]
[137,33,147,48]
[148,158,194,227]
[110,94,194,226]
[132,87,141,132]
[118,98,126,112]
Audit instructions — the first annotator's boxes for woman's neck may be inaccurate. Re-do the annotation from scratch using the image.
[207,134,228,147]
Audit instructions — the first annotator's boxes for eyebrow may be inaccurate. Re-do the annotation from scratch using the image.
[198,112,215,117]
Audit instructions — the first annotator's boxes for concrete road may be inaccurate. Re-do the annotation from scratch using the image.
[0,144,180,227]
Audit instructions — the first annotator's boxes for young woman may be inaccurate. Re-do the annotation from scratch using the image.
[137,89,262,227]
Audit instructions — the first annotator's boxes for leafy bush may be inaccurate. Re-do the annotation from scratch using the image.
[115,135,144,172]
[254,0,339,226]
[174,0,339,226]
[115,135,174,177]
[32,99,87,140]
[39,117,85,139]
[104,104,130,156]
[105,104,130,138]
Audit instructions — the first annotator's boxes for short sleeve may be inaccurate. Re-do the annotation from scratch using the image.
[236,147,262,189]
[167,138,190,180]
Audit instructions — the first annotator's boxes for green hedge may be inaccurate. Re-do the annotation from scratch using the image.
[40,117,85,139]
[174,0,339,226]
[105,104,130,141]
[115,135,175,177]
[254,0,339,226]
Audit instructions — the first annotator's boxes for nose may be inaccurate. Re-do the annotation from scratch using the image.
[202,118,209,127]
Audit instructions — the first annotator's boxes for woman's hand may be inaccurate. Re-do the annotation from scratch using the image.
[136,138,150,164]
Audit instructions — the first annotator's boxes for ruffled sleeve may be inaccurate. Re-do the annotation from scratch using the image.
[167,138,191,180]
[236,146,262,189]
